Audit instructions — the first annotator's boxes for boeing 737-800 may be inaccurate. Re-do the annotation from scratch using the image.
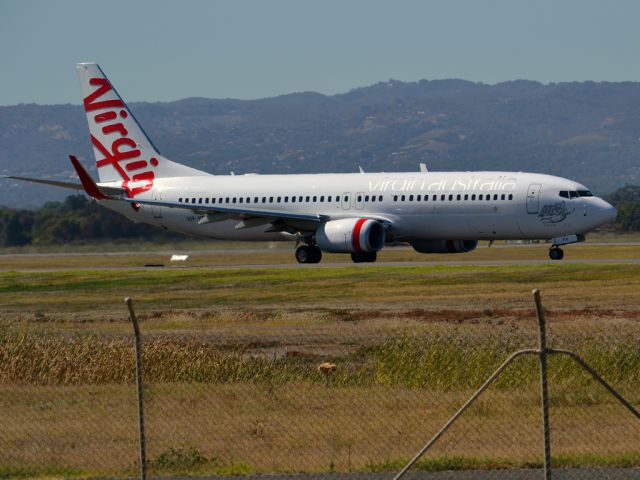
[4,63,617,263]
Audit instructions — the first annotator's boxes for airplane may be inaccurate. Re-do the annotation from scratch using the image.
[3,63,617,263]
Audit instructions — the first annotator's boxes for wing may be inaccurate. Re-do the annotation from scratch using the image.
[124,196,328,233]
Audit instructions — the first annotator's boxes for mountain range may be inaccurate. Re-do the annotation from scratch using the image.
[2,78,640,207]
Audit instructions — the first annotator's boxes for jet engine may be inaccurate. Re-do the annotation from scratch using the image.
[315,218,385,253]
[410,239,478,254]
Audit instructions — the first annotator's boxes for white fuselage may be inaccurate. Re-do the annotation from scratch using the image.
[107,170,616,243]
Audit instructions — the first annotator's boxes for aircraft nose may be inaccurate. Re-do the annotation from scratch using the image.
[599,200,617,224]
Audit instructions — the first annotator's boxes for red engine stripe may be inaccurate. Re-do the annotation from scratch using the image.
[352,218,368,253]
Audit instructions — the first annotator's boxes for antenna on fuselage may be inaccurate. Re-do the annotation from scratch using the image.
[358,166,365,174]
[419,163,429,173]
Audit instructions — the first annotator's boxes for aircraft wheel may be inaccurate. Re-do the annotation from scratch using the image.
[296,245,322,264]
[351,251,377,263]
[549,247,564,260]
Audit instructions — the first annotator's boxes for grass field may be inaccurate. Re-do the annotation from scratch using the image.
[0,243,639,477]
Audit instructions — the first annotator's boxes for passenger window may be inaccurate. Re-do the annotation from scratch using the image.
[284,197,289,203]
[246,197,250,203]
[277,197,281,203]
[269,197,273,203]
[441,195,446,201]
[262,197,266,203]
[212,198,216,204]
[448,194,453,201]
[328,196,332,202]
[493,194,498,200]
[291,196,296,203]
[472,194,476,200]
[479,194,483,200]
[379,195,383,201]
[509,194,513,200]
[486,195,491,201]
[370,196,375,202]
[344,195,349,202]
[409,195,414,201]
[205,198,209,204]
[394,195,398,201]
[456,194,461,201]
[306,196,310,202]
[501,194,505,200]
[240,198,244,204]
[357,195,362,202]
[320,196,325,202]
[232,198,236,204]
[417,195,421,201]
[401,195,406,201]
[432,195,437,201]
[178,198,182,203]
[464,194,468,201]
[254,197,258,203]
[424,195,429,202]
[313,196,317,202]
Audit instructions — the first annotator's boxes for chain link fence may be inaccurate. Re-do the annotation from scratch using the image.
[1,292,639,479]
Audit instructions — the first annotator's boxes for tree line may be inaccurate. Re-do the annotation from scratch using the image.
[0,195,183,247]
[0,186,639,247]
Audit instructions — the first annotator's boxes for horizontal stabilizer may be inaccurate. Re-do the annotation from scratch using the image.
[1,157,126,199]
[1,175,84,191]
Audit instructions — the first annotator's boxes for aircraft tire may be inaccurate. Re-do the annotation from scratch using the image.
[549,247,564,260]
[296,245,322,264]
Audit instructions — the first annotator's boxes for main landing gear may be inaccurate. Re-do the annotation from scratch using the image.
[549,247,564,260]
[351,251,377,263]
[295,245,322,264]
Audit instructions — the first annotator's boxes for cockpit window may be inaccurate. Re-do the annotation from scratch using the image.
[560,190,591,199]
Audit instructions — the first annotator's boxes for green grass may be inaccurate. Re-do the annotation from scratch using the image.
[1,254,639,477]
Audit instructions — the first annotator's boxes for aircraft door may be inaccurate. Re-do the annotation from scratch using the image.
[341,192,352,210]
[355,192,364,210]
[526,184,541,214]
[152,190,163,219]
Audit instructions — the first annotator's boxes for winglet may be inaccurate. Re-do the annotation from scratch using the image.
[69,155,109,200]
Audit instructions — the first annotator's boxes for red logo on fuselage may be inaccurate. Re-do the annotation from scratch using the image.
[84,77,157,197]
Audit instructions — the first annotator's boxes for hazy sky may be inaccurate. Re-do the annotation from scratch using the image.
[1,0,639,105]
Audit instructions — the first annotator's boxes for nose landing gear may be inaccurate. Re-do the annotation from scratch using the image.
[549,247,564,260]
[295,245,322,264]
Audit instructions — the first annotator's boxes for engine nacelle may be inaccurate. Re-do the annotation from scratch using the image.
[316,218,385,253]
[410,239,478,254]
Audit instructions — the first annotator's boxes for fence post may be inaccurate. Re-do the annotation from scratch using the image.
[126,297,147,480]
[533,289,552,480]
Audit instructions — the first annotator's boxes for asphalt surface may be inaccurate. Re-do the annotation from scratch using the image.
[0,257,639,273]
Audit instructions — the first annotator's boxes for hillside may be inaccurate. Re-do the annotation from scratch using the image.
[2,79,640,207]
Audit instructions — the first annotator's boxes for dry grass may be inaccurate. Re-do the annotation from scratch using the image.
[1,247,639,477]
[1,382,638,476]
